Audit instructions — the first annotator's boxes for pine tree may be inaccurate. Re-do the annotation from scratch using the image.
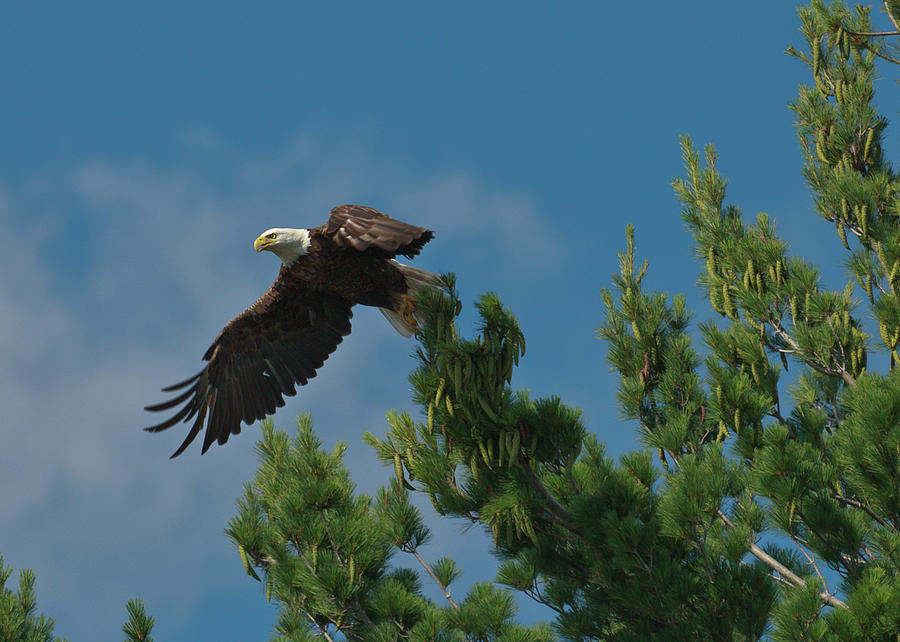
[230,2,900,638]
[0,554,64,642]
[226,415,553,640]
[122,599,155,642]
[0,554,154,642]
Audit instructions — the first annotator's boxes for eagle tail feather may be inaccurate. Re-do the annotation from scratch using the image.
[400,264,443,332]
[393,262,443,289]
[379,262,443,337]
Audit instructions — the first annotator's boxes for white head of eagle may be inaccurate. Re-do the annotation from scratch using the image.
[254,228,312,266]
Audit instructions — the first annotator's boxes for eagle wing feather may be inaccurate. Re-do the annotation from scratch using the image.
[326,204,433,258]
[145,280,353,457]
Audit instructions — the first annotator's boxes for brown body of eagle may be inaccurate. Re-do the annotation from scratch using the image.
[145,205,436,457]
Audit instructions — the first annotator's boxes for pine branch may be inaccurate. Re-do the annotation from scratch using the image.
[740,559,793,590]
[790,534,832,597]
[316,512,377,632]
[770,318,856,386]
[523,583,566,616]
[122,598,155,642]
[716,509,848,609]
[867,46,900,64]
[305,613,335,642]
[885,0,900,31]
[525,467,580,534]
[319,512,345,566]
[831,494,892,529]
[406,547,459,609]
[696,520,718,584]
[291,546,357,634]
[665,448,848,610]
[844,28,900,36]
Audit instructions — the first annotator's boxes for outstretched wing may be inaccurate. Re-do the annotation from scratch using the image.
[326,204,434,258]
[145,280,353,457]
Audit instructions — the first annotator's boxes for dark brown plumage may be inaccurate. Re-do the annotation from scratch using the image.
[145,205,437,457]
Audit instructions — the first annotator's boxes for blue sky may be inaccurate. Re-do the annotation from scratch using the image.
[2,2,896,639]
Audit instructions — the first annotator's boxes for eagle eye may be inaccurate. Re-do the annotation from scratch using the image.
[267,232,278,239]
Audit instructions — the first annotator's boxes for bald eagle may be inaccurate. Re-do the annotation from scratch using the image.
[145,204,438,457]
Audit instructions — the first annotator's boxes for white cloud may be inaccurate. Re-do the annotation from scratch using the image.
[0,132,558,640]
[0,189,73,368]
[390,173,558,265]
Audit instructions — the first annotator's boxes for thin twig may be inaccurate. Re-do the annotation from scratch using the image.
[524,582,565,615]
[317,512,378,631]
[831,494,892,528]
[862,543,876,561]
[845,28,900,37]
[306,614,335,642]
[632,547,653,576]
[770,318,856,386]
[791,535,831,596]
[525,467,580,534]
[885,1,900,32]
[867,45,900,65]
[567,467,581,496]
[319,513,345,565]
[406,546,459,609]
[697,521,717,583]
[292,550,346,635]
[296,548,319,577]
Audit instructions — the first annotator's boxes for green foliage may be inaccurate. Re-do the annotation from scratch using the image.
[0,555,64,642]
[122,599,155,642]
[0,554,154,642]
[227,415,551,640]
[788,0,900,371]
[362,279,774,639]
[602,120,900,635]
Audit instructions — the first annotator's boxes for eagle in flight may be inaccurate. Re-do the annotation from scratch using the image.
[145,204,438,457]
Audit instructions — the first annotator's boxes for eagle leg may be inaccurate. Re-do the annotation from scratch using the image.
[398,294,419,333]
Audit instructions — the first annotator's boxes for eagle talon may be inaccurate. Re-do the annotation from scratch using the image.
[399,294,419,333]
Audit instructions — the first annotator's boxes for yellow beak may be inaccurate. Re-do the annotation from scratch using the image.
[254,236,270,252]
